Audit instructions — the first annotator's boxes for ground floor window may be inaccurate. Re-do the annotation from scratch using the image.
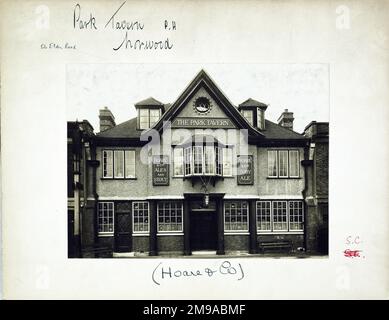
[98,202,114,234]
[224,201,249,232]
[257,200,304,232]
[157,202,183,232]
[133,201,149,233]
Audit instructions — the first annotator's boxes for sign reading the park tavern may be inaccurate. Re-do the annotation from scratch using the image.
[171,117,235,129]
[152,155,169,186]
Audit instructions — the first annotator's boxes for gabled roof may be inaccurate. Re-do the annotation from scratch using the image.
[135,97,164,107]
[153,69,264,137]
[96,117,141,138]
[239,98,268,109]
[263,120,305,140]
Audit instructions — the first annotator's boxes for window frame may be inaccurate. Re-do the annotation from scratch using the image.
[288,150,300,178]
[278,150,289,178]
[102,149,136,179]
[267,150,278,178]
[256,201,272,232]
[97,202,114,235]
[157,201,184,233]
[223,201,249,233]
[173,147,184,177]
[132,201,150,234]
[222,147,233,177]
[102,150,113,178]
[138,108,161,130]
[242,109,254,126]
[256,200,304,233]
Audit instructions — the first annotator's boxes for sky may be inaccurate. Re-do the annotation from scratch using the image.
[66,63,329,133]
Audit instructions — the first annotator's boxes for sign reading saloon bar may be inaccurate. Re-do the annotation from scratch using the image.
[152,155,169,186]
[171,117,235,129]
[237,155,254,185]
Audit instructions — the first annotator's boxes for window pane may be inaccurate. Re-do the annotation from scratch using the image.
[157,202,183,232]
[223,148,232,176]
[98,202,114,233]
[139,109,149,129]
[204,146,215,174]
[289,201,303,230]
[257,109,264,129]
[173,148,184,176]
[114,150,124,178]
[149,109,160,127]
[257,201,271,231]
[224,201,249,231]
[242,110,253,126]
[133,201,149,233]
[289,150,299,177]
[103,150,113,178]
[215,147,222,175]
[278,150,288,177]
[267,150,277,177]
[125,150,136,178]
[184,147,192,176]
[193,146,203,174]
[273,201,288,230]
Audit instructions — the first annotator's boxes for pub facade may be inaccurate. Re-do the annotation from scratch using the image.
[70,70,329,257]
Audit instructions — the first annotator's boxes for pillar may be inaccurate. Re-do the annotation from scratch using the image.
[149,200,158,256]
[249,200,257,254]
[216,197,225,255]
[183,199,191,255]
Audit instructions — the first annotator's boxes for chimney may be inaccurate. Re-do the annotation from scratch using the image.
[277,109,294,130]
[99,107,116,132]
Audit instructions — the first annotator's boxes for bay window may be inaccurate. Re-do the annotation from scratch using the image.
[177,145,230,177]
[173,147,184,176]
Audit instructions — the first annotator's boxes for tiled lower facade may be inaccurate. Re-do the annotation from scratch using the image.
[83,196,306,256]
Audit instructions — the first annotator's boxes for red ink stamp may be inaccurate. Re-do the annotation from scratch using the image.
[343,249,362,258]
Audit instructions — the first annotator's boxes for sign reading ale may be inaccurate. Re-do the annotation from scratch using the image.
[152,155,169,186]
[237,155,254,185]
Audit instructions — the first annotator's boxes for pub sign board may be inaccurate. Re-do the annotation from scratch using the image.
[152,155,169,186]
[171,117,235,129]
[237,155,254,185]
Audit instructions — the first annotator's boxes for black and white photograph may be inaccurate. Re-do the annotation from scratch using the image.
[67,65,329,258]
[1,0,388,301]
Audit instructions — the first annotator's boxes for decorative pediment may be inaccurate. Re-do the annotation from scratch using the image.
[153,70,264,137]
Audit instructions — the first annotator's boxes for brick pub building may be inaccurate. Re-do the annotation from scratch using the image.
[67,70,328,257]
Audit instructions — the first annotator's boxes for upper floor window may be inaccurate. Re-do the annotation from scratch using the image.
[241,110,254,126]
[138,108,161,129]
[257,108,265,130]
[176,145,232,177]
[102,149,136,179]
[267,149,300,178]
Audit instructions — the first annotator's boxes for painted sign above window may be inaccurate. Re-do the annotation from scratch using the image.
[171,117,235,129]
[152,155,169,186]
[237,155,254,185]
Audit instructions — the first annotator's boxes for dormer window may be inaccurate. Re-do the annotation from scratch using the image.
[241,110,254,126]
[138,108,161,130]
[257,108,265,130]
[135,97,164,130]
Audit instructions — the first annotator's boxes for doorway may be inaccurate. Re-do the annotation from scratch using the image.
[190,210,217,251]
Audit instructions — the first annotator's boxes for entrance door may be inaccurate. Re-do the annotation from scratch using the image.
[190,211,217,251]
[115,213,132,252]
